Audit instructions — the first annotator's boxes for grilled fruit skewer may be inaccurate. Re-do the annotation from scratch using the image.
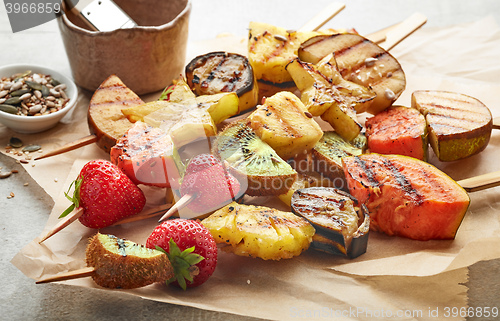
[342,153,470,241]
[298,33,406,115]
[291,187,369,258]
[185,52,259,113]
[37,233,173,289]
[247,91,323,160]
[202,201,315,260]
[212,120,297,196]
[411,90,492,162]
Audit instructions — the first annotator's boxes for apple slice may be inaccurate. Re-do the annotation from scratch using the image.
[411,90,493,162]
[298,33,406,115]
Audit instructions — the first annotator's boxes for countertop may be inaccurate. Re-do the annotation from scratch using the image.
[1,0,500,320]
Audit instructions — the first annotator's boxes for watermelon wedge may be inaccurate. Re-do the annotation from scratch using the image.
[342,153,470,240]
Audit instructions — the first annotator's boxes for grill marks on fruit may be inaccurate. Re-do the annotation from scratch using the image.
[353,156,423,205]
[422,101,491,133]
[250,30,289,60]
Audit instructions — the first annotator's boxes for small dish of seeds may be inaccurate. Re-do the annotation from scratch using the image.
[0,64,77,134]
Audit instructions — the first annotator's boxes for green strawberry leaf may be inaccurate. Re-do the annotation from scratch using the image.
[59,178,82,218]
[156,238,206,291]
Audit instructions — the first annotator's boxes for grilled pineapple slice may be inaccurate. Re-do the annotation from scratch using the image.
[248,91,323,160]
[248,21,329,84]
[298,33,406,115]
[202,202,315,260]
[286,56,375,141]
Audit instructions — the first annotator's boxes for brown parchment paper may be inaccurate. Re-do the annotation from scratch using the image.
[5,17,500,320]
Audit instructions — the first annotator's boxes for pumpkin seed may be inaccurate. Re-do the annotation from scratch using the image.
[0,104,18,114]
[10,89,30,97]
[9,137,23,148]
[50,78,61,86]
[26,80,43,91]
[22,144,41,152]
[4,97,21,105]
[41,85,50,97]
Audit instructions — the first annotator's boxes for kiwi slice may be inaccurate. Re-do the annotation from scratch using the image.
[311,131,366,183]
[85,233,173,289]
[212,120,297,196]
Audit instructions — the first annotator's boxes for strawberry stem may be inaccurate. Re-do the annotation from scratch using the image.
[155,239,204,290]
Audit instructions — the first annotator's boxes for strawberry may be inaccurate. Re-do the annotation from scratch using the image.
[61,159,146,229]
[180,162,241,214]
[184,153,220,174]
[146,219,217,289]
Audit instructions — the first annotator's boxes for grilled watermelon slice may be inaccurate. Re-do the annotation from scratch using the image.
[365,106,428,161]
[342,153,470,240]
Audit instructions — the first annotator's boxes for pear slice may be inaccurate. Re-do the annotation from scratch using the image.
[412,90,493,162]
[298,33,406,114]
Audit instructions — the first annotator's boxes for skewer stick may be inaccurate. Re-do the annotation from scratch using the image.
[298,2,346,32]
[34,135,97,161]
[158,194,196,222]
[458,170,500,193]
[38,207,84,244]
[112,202,174,226]
[36,267,95,284]
[377,12,427,51]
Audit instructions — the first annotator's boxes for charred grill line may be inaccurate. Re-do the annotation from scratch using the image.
[381,158,423,205]
[353,156,380,188]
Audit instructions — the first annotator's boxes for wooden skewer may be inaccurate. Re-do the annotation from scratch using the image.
[34,135,97,161]
[298,2,346,32]
[158,193,196,222]
[376,12,427,51]
[36,266,95,284]
[38,207,84,244]
[112,202,174,226]
[458,170,500,193]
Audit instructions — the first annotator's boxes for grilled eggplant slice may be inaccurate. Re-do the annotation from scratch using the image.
[298,33,406,115]
[291,187,369,258]
[411,90,492,162]
[185,51,259,113]
[212,120,297,196]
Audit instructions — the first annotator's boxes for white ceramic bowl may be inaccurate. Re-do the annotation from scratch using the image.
[0,64,78,134]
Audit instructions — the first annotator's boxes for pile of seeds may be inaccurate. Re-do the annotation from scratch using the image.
[0,70,70,116]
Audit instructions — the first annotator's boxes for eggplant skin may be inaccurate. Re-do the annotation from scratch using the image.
[185,51,259,113]
[290,187,369,258]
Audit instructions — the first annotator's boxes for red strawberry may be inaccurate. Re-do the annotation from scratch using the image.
[185,153,220,174]
[180,163,241,214]
[146,219,217,289]
[61,159,146,229]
